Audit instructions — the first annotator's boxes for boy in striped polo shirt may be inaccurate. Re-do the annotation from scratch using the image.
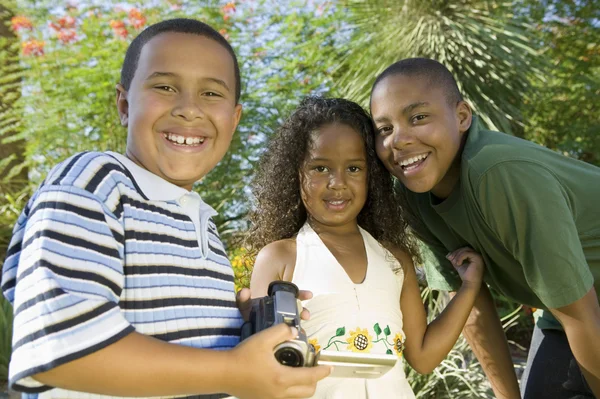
[1,18,331,399]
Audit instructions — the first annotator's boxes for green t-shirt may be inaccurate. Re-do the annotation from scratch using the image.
[405,116,600,329]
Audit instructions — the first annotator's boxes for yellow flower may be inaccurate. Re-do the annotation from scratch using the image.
[393,332,405,357]
[346,327,373,353]
[309,338,321,354]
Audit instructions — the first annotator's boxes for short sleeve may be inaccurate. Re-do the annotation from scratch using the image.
[477,161,594,309]
[418,239,462,292]
[2,184,134,392]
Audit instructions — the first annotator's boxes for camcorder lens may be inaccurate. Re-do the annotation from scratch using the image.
[275,347,303,367]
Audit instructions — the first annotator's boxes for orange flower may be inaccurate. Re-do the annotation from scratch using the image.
[11,16,33,32]
[222,2,236,13]
[346,328,373,353]
[109,20,125,29]
[128,9,146,29]
[22,40,45,56]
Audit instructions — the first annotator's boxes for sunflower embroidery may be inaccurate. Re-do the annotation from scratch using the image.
[309,337,321,354]
[346,327,373,353]
[392,332,405,357]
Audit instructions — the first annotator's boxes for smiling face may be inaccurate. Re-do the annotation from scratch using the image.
[370,73,471,199]
[116,32,242,190]
[300,123,368,230]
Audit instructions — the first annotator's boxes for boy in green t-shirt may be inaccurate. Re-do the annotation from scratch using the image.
[370,57,600,399]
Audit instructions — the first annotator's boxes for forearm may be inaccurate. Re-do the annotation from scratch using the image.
[564,324,600,396]
[461,285,520,399]
[409,283,480,373]
[34,331,234,396]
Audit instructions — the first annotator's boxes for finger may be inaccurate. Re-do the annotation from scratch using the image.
[452,250,475,267]
[447,247,472,265]
[236,288,252,320]
[283,364,332,386]
[259,323,297,345]
[300,308,311,321]
[298,289,313,301]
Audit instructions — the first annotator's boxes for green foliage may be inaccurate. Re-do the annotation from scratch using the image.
[320,0,545,135]
[518,0,600,165]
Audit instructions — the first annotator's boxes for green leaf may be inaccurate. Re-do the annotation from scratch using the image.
[373,323,382,335]
[384,325,391,336]
[386,349,393,355]
[335,327,346,337]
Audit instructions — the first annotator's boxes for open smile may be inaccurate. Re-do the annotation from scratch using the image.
[162,132,206,147]
[395,152,430,175]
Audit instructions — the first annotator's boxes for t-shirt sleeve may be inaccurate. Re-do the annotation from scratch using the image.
[2,184,134,392]
[418,238,462,292]
[477,161,594,309]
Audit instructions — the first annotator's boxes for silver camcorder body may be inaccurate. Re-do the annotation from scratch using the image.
[241,281,315,367]
[241,281,398,378]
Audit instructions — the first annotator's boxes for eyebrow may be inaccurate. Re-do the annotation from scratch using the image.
[308,157,367,163]
[145,72,231,92]
[373,101,430,124]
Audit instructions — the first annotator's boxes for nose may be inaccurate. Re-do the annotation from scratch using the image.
[389,127,413,150]
[328,170,347,190]
[172,93,204,121]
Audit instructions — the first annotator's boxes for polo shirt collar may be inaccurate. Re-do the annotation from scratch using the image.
[108,151,197,202]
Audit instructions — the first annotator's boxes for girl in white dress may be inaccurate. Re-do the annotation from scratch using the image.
[246,97,484,398]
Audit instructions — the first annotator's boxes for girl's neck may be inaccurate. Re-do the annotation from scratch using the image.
[307,217,360,237]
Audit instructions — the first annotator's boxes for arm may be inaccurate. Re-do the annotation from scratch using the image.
[34,324,331,399]
[550,287,600,396]
[397,247,484,374]
[456,284,521,399]
[250,239,296,297]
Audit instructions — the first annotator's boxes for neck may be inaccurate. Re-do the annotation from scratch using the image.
[308,217,360,237]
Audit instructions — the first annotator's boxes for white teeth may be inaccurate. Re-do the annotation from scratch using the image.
[329,200,344,205]
[164,133,205,146]
[400,153,428,167]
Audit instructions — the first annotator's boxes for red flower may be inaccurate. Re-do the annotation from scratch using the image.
[22,40,45,56]
[58,16,76,29]
[128,8,143,20]
[57,29,77,44]
[11,16,33,32]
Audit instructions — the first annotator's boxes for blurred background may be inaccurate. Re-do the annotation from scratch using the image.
[0,0,598,397]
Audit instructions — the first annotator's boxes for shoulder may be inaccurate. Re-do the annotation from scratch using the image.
[381,241,415,275]
[255,239,297,267]
[44,151,129,191]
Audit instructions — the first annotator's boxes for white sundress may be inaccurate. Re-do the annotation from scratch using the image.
[292,222,416,399]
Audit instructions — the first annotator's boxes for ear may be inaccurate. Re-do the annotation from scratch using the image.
[232,103,243,131]
[116,83,129,127]
[456,101,472,135]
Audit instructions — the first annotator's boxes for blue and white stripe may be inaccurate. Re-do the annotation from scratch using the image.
[2,152,243,399]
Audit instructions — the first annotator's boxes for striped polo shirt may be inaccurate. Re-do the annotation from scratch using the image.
[2,151,244,399]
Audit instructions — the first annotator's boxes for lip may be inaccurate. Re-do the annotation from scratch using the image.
[394,152,430,177]
[323,198,350,211]
[160,127,211,153]
[394,151,431,165]
[160,126,211,138]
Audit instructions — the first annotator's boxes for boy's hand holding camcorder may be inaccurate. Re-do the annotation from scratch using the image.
[240,281,398,379]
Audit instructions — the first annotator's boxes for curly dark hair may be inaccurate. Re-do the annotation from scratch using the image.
[245,96,418,261]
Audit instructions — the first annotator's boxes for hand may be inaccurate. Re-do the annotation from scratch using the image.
[237,287,313,321]
[228,324,332,399]
[446,247,485,287]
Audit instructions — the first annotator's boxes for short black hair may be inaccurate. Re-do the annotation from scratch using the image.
[371,58,462,106]
[120,18,241,103]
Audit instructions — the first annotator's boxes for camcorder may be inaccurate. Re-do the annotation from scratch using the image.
[240,281,397,378]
